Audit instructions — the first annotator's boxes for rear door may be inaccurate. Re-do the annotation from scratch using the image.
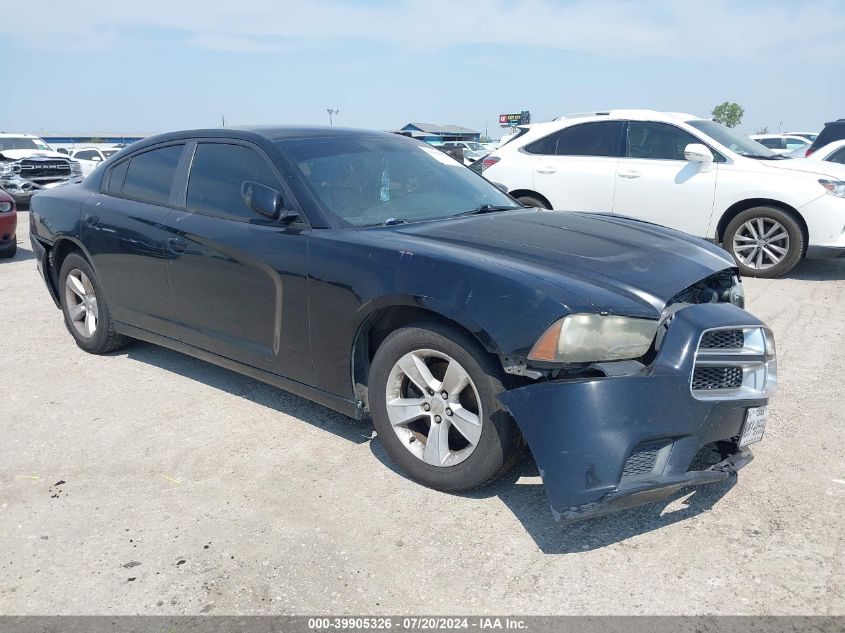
[612,121,717,237]
[162,140,313,384]
[81,143,185,339]
[528,120,624,212]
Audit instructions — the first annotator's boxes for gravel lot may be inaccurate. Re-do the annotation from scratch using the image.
[1,212,843,615]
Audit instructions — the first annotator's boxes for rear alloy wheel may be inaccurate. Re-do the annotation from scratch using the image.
[59,252,129,354]
[369,323,522,492]
[724,207,803,278]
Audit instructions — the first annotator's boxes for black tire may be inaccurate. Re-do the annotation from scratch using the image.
[369,322,522,493]
[58,252,130,354]
[723,207,804,278]
[516,195,549,209]
[0,239,16,259]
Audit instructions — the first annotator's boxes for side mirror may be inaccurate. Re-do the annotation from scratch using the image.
[242,181,298,223]
[684,143,714,163]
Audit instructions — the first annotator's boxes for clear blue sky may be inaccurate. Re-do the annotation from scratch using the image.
[2,0,843,139]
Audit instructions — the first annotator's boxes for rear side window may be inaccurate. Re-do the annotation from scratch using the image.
[105,160,129,194]
[186,143,280,221]
[121,145,184,205]
[627,122,701,161]
[524,121,623,157]
[784,138,808,150]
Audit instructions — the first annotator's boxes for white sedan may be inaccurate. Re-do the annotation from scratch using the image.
[792,139,845,164]
[481,109,845,277]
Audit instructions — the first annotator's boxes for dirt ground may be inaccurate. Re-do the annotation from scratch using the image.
[1,212,843,615]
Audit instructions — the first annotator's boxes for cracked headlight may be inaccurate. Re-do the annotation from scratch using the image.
[528,314,659,363]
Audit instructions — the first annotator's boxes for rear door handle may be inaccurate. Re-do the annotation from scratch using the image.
[618,170,641,179]
[536,166,557,174]
[84,213,99,227]
[167,237,187,254]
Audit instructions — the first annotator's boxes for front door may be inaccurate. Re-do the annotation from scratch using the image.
[612,121,718,237]
[162,140,313,385]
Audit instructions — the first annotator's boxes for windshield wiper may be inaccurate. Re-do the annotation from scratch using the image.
[383,217,408,226]
[745,154,788,160]
[456,204,522,217]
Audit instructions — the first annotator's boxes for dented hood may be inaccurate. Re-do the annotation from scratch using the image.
[395,210,736,317]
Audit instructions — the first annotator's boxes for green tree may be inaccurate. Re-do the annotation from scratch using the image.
[711,102,745,128]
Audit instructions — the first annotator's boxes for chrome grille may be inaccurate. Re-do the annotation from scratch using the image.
[692,366,743,390]
[700,329,744,349]
[19,160,71,178]
[691,326,777,400]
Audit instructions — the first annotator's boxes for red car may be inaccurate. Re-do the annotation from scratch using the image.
[0,188,17,258]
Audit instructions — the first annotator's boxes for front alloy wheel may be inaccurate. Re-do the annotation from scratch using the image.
[724,207,803,278]
[369,323,522,492]
[385,349,482,468]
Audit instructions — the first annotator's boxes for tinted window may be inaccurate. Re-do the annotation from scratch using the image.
[122,145,184,205]
[105,160,129,194]
[756,138,783,149]
[828,147,845,164]
[627,122,701,160]
[75,149,99,160]
[187,143,280,221]
[784,138,808,149]
[554,121,624,157]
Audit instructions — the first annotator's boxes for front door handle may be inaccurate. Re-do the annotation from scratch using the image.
[84,213,99,227]
[167,237,187,254]
[618,170,641,179]
[536,166,557,174]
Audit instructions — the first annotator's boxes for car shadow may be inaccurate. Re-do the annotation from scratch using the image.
[117,340,736,550]
[3,241,35,262]
[120,341,373,445]
[783,257,845,280]
[369,440,736,553]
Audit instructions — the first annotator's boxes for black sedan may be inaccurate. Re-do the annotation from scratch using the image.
[29,126,777,521]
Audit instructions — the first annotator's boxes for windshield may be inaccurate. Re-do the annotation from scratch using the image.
[276,135,516,227]
[687,120,777,158]
[0,137,52,152]
[464,142,485,151]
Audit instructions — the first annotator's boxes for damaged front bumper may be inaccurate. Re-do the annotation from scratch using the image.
[498,303,776,522]
[1,174,83,203]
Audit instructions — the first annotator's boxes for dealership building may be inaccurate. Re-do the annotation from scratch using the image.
[394,123,481,143]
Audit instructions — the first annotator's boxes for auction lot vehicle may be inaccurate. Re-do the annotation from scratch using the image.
[749,134,810,155]
[0,134,83,205]
[69,147,119,177]
[806,119,845,157]
[482,110,845,277]
[30,126,777,521]
[0,188,16,258]
[799,140,845,165]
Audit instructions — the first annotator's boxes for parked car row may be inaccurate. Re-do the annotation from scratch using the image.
[480,109,845,277]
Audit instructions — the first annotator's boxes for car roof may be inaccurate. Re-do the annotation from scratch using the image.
[553,109,700,123]
[0,132,43,138]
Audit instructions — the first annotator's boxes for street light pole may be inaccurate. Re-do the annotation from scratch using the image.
[327,108,339,126]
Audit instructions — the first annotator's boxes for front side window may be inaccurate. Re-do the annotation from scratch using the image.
[277,135,515,227]
[627,122,701,161]
[186,143,280,221]
[121,144,184,205]
[756,138,783,149]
